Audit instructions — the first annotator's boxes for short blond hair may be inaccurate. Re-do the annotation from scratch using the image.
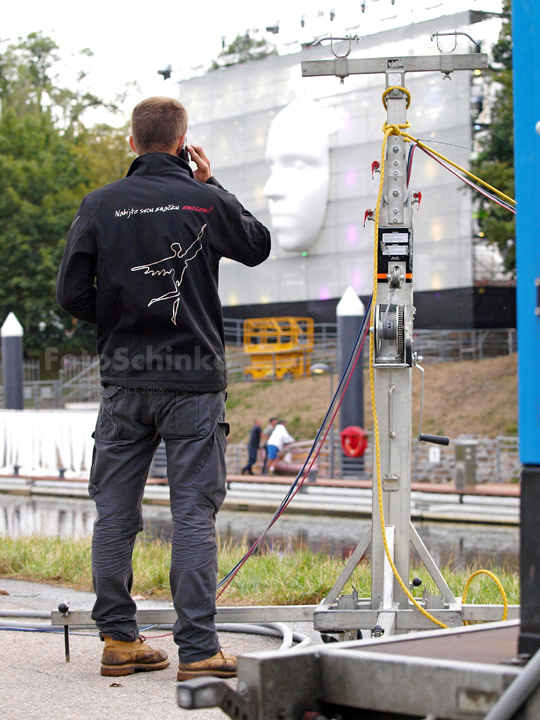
[131,97,188,154]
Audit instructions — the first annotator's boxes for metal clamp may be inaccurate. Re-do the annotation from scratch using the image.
[431,30,480,54]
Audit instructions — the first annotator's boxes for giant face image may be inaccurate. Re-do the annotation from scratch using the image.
[263,99,330,253]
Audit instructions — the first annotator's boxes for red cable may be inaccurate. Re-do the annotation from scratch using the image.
[416,144,516,214]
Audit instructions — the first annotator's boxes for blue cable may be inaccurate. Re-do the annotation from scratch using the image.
[217,295,373,589]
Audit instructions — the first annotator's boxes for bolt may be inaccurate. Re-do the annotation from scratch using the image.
[392,146,399,153]
[393,209,398,214]
[392,190,399,197]
[372,624,385,637]
[393,161,399,166]
[393,171,398,175]
[393,218,398,223]
[237,681,249,697]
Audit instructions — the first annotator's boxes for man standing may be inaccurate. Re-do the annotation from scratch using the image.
[241,419,262,475]
[266,420,295,475]
[56,97,270,680]
[261,416,277,473]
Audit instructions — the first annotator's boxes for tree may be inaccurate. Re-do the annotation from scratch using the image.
[210,33,277,70]
[0,33,131,356]
[471,0,515,273]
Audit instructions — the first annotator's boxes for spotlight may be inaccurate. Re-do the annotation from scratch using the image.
[157,64,172,80]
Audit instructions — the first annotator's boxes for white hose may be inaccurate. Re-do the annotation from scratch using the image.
[0,617,312,650]
[0,610,51,618]
[216,622,311,651]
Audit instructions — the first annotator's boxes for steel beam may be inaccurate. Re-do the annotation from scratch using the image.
[50,604,316,628]
[302,53,488,79]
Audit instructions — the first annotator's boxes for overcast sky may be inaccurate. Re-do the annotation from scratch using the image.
[2,0,503,126]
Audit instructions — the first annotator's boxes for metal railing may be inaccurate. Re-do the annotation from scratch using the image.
[226,434,520,484]
[413,329,516,363]
[15,358,101,409]
[224,318,338,347]
[0,327,517,407]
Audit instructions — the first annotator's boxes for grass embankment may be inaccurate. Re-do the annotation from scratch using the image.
[226,354,518,443]
[0,535,519,608]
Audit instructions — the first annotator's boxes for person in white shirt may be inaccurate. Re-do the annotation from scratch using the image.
[265,420,295,474]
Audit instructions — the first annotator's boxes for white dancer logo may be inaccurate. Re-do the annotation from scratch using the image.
[131,224,206,325]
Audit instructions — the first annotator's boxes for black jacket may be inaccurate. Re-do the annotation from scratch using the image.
[56,153,270,392]
[248,424,262,449]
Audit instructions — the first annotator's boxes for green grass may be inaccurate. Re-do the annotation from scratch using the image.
[0,535,519,608]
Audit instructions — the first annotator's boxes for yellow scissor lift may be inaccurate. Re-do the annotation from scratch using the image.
[242,317,314,381]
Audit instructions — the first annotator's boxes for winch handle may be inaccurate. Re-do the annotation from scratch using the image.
[413,354,450,447]
[418,433,450,446]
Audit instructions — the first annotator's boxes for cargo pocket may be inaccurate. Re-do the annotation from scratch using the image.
[189,421,230,511]
[95,385,121,441]
[88,445,99,498]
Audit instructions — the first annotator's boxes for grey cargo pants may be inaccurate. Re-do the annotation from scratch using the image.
[89,385,228,663]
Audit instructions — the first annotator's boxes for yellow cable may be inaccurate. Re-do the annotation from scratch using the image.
[462,570,509,626]
[382,87,515,205]
[407,133,515,206]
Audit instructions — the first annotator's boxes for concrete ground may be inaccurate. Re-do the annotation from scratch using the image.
[0,578,320,720]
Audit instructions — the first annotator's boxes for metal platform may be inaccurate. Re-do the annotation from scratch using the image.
[177,620,540,720]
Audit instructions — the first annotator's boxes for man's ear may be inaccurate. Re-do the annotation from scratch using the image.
[173,133,187,156]
[128,135,138,154]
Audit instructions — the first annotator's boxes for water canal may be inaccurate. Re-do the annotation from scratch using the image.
[0,493,519,572]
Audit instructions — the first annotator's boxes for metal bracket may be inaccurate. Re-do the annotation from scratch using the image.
[431,30,481,54]
[177,677,257,719]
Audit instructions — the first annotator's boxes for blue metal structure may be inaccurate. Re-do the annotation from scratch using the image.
[513,0,540,656]
[514,1,540,466]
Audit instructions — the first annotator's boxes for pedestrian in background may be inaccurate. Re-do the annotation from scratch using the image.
[241,419,262,475]
[261,416,278,473]
[266,420,295,475]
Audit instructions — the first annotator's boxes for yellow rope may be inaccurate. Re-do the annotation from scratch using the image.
[369,90,513,631]
[462,570,509,626]
[382,85,412,110]
[369,122,449,630]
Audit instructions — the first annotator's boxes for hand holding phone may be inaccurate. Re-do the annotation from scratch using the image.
[188,144,212,183]
[179,139,190,162]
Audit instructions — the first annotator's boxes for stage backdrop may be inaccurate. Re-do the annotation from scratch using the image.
[177,10,506,326]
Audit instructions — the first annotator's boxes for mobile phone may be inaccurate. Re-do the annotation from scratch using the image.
[179,139,189,162]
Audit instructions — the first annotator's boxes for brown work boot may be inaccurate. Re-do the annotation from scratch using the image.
[177,648,237,681]
[100,635,170,676]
